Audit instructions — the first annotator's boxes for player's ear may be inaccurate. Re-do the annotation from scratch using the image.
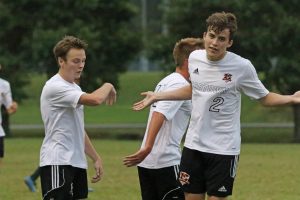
[227,39,233,48]
[58,57,64,65]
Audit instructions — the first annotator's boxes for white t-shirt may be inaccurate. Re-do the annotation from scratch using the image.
[39,74,87,169]
[0,78,13,137]
[185,50,269,155]
[138,73,192,169]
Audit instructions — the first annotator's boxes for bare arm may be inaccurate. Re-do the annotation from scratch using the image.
[79,83,117,106]
[259,91,300,106]
[123,112,165,167]
[85,132,104,183]
[133,85,192,111]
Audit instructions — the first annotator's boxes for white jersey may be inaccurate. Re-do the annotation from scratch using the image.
[0,78,13,137]
[185,50,269,155]
[138,73,192,169]
[39,74,87,169]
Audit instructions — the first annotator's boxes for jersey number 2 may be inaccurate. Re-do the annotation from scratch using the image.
[209,97,224,112]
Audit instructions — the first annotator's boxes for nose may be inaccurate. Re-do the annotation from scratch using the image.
[212,38,218,46]
[80,61,85,68]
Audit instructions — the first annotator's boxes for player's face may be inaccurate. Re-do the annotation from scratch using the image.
[203,28,233,61]
[60,48,86,81]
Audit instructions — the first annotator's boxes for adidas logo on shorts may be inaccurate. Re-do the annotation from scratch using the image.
[218,186,227,192]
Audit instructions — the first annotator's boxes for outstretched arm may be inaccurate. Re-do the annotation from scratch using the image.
[79,83,117,106]
[85,132,104,183]
[133,85,192,111]
[123,112,165,167]
[259,91,300,106]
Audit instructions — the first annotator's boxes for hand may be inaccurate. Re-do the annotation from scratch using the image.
[91,158,104,183]
[7,101,18,114]
[292,91,300,104]
[123,148,151,167]
[132,91,155,111]
[106,86,117,105]
[11,101,18,110]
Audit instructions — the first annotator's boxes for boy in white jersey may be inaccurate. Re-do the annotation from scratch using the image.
[0,64,18,167]
[123,38,204,200]
[132,12,300,200]
[39,36,117,200]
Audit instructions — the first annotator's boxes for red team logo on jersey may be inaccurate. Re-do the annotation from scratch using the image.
[179,171,190,185]
[222,73,232,82]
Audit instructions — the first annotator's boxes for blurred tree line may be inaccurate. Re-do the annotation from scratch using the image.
[0,0,299,140]
[0,0,142,100]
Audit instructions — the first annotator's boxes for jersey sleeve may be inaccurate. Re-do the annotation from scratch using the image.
[239,61,269,99]
[153,81,187,121]
[1,81,13,108]
[46,83,85,108]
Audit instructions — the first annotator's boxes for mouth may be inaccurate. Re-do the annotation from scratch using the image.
[209,46,218,53]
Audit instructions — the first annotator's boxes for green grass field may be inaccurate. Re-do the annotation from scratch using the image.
[1,138,300,200]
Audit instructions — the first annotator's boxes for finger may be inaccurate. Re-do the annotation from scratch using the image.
[140,92,149,96]
[123,160,138,167]
[133,100,144,106]
[132,102,145,111]
[91,175,101,183]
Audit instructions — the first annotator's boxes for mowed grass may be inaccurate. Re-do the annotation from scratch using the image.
[1,138,300,200]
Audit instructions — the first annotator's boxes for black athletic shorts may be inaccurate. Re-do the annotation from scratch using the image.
[138,165,184,200]
[179,147,239,197]
[40,165,88,200]
[0,136,4,158]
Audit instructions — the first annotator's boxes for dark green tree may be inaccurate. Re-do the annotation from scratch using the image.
[0,0,142,94]
[0,0,142,136]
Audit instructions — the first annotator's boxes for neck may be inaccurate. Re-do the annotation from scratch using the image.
[58,70,74,83]
[207,51,227,62]
[175,66,189,81]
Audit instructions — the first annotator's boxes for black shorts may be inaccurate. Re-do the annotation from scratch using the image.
[0,136,4,158]
[138,165,184,200]
[179,147,239,197]
[40,165,88,200]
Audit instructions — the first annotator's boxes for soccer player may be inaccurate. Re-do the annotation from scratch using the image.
[124,38,204,200]
[131,12,300,200]
[0,64,18,167]
[39,36,116,199]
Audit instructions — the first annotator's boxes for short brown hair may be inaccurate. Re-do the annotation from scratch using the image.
[53,36,88,63]
[206,12,237,40]
[173,38,204,66]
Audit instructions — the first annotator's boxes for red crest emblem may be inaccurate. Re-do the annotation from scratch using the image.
[222,73,232,82]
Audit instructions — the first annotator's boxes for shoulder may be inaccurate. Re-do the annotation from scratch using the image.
[0,78,10,91]
[164,72,188,82]
[43,76,76,95]
[0,78,10,86]
[189,49,205,60]
[226,51,252,67]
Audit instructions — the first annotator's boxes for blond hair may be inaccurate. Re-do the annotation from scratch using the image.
[173,38,204,66]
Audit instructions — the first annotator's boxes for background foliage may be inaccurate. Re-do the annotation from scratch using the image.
[0,0,142,100]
